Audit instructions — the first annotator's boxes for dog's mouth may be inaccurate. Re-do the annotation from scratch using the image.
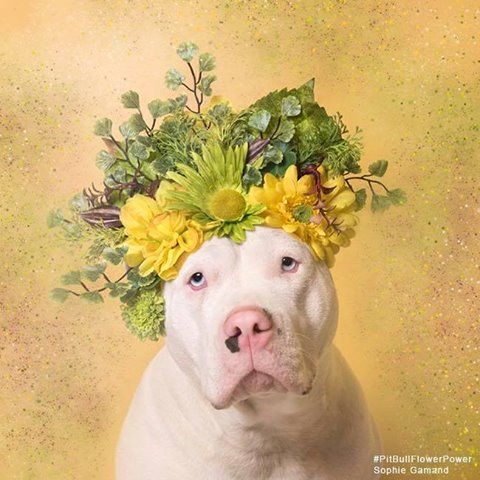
[240,370,287,396]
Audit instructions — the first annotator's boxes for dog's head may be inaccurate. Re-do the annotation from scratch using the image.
[163,226,338,409]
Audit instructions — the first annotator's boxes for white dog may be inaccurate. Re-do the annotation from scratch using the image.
[116,227,380,479]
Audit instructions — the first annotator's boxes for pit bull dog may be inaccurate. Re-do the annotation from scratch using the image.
[116,227,380,479]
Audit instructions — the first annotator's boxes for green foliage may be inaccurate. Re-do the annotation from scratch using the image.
[248,110,271,132]
[121,287,165,340]
[94,118,113,137]
[80,291,104,303]
[371,194,392,212]
[47,209,64,228]
[354,189,367,211]
[96,150,117,171]
[368,159,388,177]
[281,96,301,117]
[61,270,82,285]
[121,90,140,109]
[198,75,216,96]
[82,263,107,281]
[177,42,199,62]
[165,68,185,90]
[199,52,215,72]
[388,188,407,205]
[50,288,71,303]
[148,99,171,118]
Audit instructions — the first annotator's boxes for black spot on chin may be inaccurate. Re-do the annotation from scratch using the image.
[225,336,240,353]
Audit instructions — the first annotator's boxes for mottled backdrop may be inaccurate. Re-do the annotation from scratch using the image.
[0,1,479,479]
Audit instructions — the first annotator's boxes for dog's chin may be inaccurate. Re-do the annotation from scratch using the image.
[209,370,311,410]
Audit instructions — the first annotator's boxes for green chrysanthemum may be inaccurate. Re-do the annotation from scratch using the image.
[165,142,265,243]
[121,288,165,341]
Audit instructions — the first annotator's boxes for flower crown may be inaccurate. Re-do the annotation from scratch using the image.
[49,42,405,341]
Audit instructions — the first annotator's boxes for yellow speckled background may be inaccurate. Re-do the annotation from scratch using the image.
[0,1,479,478]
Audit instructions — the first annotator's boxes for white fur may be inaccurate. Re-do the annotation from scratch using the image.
[116,227,380,479]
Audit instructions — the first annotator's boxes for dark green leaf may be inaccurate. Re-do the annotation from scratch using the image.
[102,246,127,265]
[198,75,216,96]
[368,160,388,177]
[121,90,140,109]
[242,166,263,187]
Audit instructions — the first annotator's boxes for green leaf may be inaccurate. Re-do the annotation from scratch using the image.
[93,118,113,137]
[96,150,116,171]
[176,42,199,62]
[165,68,185,90]
[106,282,130,298]
[198,75,216,96]
[130,141,149,160]
[264,146,283,165]
[61,270,82,285]
[281,96,301,117]
[69,193,89,212]
[242,166,263,187]
[354,188,367,211]
[151,158,172,176]
[388,188,407,205]
[50,288,71,303]
[119,121,137,138]
[81,263,107,282]
[368,160,388,177]
[170,95,188,110]
[102,246,127,265]
[121,90,140,109]
[148,99,171,119]
[80,291,104,304]
[275,120,295,142]
[47,209,63,228]
[249,110,271,132]
[371,194,391,212]
[128,113,147,135]
[199,52,215,72]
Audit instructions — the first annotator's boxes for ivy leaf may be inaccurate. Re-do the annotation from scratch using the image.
[121,90,140,109]
[371,194,391,212]
[47,209,64,228]
[119,121,137,138]
[61,270,82,285]
[129,141,149,160]
[95,150,116,171]
[198,75,216,96]
[249,110,271,133]
[281,96,301,117]
[93,118,113,137]
[106,282,130,298]
[242,166,263,188]
[165,68,185,90]
[168,95,188,111]
[388,188,407,205]
[50,288,71,303]
[368,160,388,177]
[275,120,295,142]
[176,42,199,62]
[81,263,107,282]
[151,158,173,176]
[102,246,128,265]
[80,292,104,304]
[199,52,215,72]
[354,188,367,211]
[148,99,171,119]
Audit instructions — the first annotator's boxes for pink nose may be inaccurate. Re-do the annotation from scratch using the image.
[223,307,273,353]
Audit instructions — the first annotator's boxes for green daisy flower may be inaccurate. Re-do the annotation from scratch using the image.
[165,142,265,243]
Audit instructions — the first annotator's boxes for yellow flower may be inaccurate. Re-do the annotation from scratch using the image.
[120,192,203,281]
[248,165,358,267]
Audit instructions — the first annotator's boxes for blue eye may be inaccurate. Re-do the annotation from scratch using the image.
[189,272,207,290]
[281,257,298,272]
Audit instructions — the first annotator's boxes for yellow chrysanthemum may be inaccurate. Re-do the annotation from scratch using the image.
[120,193,203,281]
[248,165,358,267]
